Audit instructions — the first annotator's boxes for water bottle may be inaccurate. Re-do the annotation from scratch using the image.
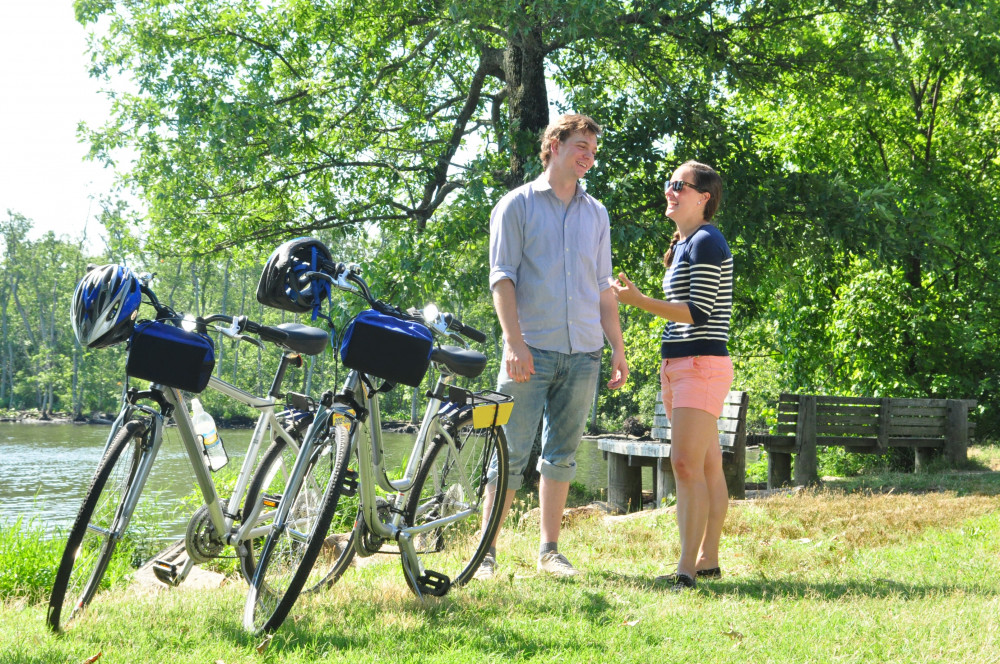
[191,398,228,472]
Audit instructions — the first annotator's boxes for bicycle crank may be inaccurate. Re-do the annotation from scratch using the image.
[184,501,227,563]
[353,496,391,557]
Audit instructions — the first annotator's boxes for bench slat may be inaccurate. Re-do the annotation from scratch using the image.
[815,413,881,425]
[889,405,948,417]
[814,395,884,405]
[888,398,977,408]
[598,439,672,457]
[815,402,880,412]
[890,414,954,426]
[888,424,947,437]
[777,423,881,436]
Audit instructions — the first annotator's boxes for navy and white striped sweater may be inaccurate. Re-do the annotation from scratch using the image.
[660,224,732,358]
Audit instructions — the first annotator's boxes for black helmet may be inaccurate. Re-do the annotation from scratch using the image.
[256,237,334,314]
[71,264,142,348]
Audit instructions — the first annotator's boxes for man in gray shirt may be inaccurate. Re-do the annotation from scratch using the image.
[478,113,629,578]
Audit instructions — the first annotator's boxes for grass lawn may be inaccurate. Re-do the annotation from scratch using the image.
[3,445,1000,663]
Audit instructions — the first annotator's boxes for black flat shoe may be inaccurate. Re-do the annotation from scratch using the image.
[696,567,722,579]
[670,573,696,592]
[654,573,697,591]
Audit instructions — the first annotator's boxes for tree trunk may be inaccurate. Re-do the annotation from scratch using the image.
[217,257,231,374]
[503,29,550,189]
[0,299,8,406]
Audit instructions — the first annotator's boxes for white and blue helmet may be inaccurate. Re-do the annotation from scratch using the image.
[71,264,142,348]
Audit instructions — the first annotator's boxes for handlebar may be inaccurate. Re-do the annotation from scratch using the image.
[407,306,487,344]
[297,260,485,345]
[200,314,290,347]
[139,254,487,349]
[137,284,292,349]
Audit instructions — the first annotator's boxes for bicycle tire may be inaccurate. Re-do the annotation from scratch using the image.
[242,415,352,633]
[47,419,150,632]
[401,412,509,595]
[239,419,353,590]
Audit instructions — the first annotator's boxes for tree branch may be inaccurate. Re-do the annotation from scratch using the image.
[220,29,302,78]
[413,55,491,229]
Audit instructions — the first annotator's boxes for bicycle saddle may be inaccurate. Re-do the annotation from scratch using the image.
[275,323,330,356]
[430,345,488,378]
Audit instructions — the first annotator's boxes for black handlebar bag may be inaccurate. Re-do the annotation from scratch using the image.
[126,321,216,393]
[340,309,433,387]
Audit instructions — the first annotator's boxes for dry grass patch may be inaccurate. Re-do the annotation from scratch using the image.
[720,488,1000,578]
[741,489,1000,548]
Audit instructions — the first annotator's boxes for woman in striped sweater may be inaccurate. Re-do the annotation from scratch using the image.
[613,160,733,591]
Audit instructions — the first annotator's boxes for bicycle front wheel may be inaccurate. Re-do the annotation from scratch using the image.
[239,419,353,590]
[401,413,509,595]
[47,419,150,632]
[242,417,352,633]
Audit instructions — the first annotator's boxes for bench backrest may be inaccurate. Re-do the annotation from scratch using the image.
[774,393,976,448]
[652,390,748,449]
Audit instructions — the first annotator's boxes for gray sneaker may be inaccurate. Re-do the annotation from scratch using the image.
[472,553,496,580]
[538,551,579,577]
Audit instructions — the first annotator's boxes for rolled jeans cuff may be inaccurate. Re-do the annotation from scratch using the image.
[539,457,577,484]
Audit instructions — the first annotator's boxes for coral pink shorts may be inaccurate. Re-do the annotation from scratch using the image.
[660,355,734,421]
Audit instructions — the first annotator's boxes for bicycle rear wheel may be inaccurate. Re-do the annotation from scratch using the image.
[47,419,150,631]
[242,416,352,633]
[239,419,354,590]
[401,413,508,596]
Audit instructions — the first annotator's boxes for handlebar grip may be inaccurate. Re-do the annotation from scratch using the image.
[460,324,487,343]
[244,320,289,344]
[258,327,290,343]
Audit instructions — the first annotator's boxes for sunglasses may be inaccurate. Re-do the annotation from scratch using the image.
[664,180,706,193]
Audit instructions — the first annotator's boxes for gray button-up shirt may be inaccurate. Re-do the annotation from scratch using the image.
[488,175,613,354]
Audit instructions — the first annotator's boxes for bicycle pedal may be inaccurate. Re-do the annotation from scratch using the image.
[340,470,359,496]
[152,560,180,587]
[416,570,451,597]
[261,493,281,508]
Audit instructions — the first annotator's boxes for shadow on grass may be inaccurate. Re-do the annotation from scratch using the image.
[822,468,1000,497]
[193,565,999,661]
[201,581,627,660]
[597,570,1000,601]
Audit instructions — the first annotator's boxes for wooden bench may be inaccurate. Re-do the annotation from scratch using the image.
[597,390,748,513]
[750,393,977,488]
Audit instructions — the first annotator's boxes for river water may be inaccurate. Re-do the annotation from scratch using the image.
[0,421,621,541]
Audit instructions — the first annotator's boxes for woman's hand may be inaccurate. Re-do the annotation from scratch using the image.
[612,272,646,308]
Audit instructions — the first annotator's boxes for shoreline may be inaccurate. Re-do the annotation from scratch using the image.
[2,412,635,438]
[0,412,438,435]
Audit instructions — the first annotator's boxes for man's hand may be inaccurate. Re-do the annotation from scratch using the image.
[606,348,629,389]
[504,340,535,383]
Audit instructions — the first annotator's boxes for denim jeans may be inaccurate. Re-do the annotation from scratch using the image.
[488,346,601,491]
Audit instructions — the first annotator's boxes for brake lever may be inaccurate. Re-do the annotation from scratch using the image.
[215,322,262,348]
[236,334,264,349]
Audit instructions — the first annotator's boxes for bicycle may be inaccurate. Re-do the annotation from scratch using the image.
[243,259,512,633]
[48,268,346,632]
